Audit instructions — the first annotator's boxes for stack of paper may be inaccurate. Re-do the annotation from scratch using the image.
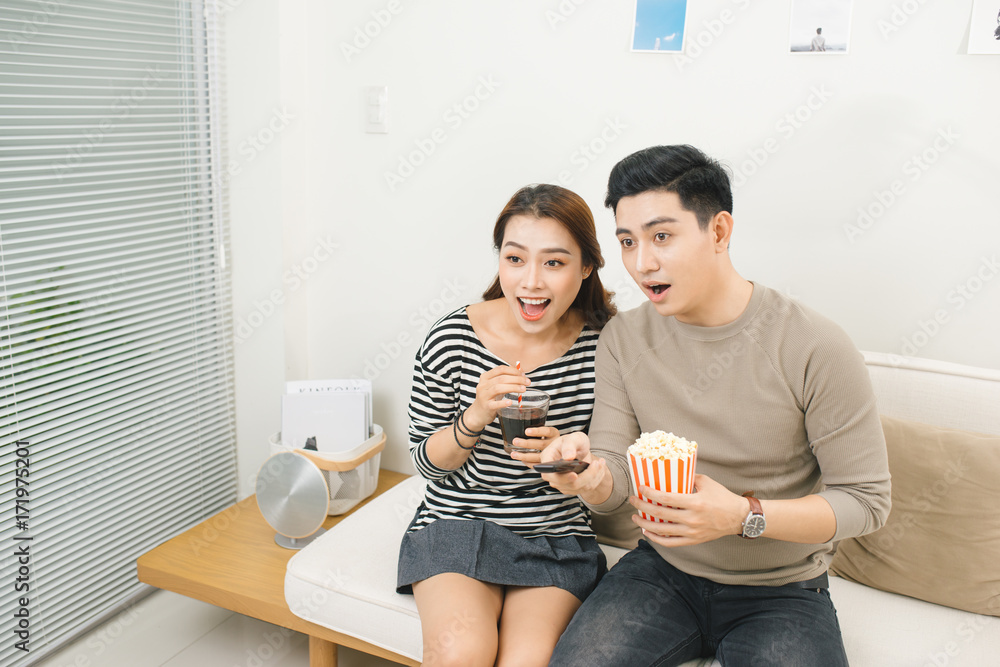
[281,379,372,455]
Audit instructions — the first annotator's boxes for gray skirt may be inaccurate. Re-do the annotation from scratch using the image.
[397,515,607,602]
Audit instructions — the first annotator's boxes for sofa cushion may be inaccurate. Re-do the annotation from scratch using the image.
[830,576,1000,665]
[830,414,1000,617]
[285,475,425,662]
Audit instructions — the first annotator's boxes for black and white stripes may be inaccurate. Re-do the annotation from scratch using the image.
[407,307,598,537]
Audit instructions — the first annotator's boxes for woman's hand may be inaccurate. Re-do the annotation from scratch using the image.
[509,426,560,466]
[464,364,530,432]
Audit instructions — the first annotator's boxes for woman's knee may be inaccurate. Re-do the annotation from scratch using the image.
[497,645,551,667]
[422,635,495,667]
[421,613,497,667]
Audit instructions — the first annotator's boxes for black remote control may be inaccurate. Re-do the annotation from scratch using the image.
[534,459,589,474]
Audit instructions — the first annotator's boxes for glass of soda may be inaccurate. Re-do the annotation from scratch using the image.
[498,389,550,453]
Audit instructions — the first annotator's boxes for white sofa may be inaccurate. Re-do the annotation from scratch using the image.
[284,351,1000,666]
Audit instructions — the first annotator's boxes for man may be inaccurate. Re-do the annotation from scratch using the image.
[542,145,890,666]
[811,27,826,51]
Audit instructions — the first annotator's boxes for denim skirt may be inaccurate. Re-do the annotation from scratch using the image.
[396,515,607,602]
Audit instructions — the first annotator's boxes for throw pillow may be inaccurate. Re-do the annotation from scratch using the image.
[830,414,1000,617]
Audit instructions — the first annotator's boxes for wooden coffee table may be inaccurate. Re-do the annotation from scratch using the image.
[137,469,417,667]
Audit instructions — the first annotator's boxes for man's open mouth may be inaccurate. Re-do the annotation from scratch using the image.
[649,284,670,295]
[518,297,551,320]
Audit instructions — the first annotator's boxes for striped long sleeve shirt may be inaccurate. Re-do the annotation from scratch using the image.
[407,306,597,538]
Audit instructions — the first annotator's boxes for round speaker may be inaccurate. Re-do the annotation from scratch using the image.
[255,451,330,549]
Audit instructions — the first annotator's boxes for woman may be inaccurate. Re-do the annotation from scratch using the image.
[397,184,617,667]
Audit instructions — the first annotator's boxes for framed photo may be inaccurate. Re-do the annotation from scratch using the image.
[631,0,688,53]
[968,1,1000,54]
[789,0,854,54]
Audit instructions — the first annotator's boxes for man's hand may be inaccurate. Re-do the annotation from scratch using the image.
[536,432,611,505]
[631,473,747,547]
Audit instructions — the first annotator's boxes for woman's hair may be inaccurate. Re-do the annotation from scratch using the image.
[482,184,616,330]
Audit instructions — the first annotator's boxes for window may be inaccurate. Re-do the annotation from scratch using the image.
[0,1,236,663]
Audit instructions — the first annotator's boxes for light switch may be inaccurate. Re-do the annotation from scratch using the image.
[364,85,388,134]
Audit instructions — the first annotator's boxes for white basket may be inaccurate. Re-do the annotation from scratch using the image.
[268,425,385,515]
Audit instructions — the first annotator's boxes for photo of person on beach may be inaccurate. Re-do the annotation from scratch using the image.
[968,1,1000,53]
[789,0,853,53]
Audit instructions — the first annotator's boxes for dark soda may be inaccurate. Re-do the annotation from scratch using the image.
[499,408,546,453]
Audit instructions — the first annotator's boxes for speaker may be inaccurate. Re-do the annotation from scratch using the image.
[255,451,329,549]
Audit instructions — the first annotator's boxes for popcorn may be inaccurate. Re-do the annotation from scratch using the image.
[627,430,698,523]
[627,430,698,460]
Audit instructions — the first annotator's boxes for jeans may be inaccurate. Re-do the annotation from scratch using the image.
[549,541,849,667]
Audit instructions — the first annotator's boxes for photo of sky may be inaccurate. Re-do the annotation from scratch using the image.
[632,0,688,52]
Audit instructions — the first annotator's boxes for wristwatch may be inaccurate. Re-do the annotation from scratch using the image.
[740,491,766,539]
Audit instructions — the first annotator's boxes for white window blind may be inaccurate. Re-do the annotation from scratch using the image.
[0,1,236,664]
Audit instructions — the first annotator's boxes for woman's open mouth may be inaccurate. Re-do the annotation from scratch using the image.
[518,297,551,321]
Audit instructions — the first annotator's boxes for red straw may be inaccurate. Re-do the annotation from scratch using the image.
[515,361,523,405]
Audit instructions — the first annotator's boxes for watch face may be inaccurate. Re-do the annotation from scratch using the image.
[743,515,766,538]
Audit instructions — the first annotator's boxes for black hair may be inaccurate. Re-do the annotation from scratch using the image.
[604,144,733,231]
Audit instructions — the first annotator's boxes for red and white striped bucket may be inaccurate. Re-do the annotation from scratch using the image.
[627,450,698,522]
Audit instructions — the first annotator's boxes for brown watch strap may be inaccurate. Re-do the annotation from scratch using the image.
[743,491,763,516]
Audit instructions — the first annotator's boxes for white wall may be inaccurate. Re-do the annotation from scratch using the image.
[227,0,1000,491]
[225,0,285,496]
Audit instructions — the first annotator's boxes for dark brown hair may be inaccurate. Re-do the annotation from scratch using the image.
[482,184,616,330]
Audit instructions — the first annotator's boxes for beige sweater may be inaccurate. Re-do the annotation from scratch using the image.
[588,283,891,586]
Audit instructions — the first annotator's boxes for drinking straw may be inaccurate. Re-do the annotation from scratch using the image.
[515,361,523,405]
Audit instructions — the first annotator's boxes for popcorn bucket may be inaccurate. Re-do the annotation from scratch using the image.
[628,449,698,522]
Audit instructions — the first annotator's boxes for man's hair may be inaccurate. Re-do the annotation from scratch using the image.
[605,145,733,230]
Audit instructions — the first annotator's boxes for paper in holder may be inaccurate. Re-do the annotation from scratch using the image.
[627,450,698,522]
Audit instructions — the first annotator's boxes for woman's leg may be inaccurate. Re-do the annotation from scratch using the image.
[495,586,582,667]
[412,573,504,667]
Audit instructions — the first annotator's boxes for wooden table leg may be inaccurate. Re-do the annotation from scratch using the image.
[309,635,338,667]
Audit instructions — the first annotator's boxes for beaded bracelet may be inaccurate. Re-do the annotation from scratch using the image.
[456,411,486,438]
[452,420,477,450]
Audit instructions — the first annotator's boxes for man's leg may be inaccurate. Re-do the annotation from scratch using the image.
[713,585,849,667]
[549,542,706,667]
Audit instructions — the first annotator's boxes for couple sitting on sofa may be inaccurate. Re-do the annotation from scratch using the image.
[397,144,891,667]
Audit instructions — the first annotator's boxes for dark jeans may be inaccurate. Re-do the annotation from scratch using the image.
[549,541,849,667]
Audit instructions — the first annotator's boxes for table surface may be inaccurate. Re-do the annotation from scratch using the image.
[136,468,417,666]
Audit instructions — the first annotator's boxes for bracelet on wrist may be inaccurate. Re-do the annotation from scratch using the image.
[452,420,477,450]
[456,410,486,438]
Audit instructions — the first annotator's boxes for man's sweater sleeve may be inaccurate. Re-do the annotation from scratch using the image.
[802,331,892,542]
[586,323,642,514]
